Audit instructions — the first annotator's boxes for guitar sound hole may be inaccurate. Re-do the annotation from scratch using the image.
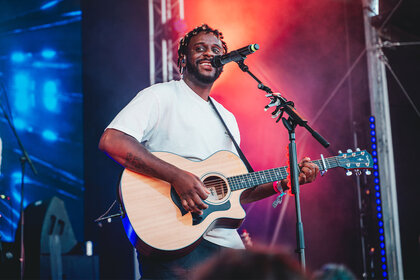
[203,176,228,202]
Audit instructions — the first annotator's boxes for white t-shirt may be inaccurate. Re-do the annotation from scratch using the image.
[107,79,245,249]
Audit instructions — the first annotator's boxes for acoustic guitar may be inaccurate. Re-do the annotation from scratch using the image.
[119,149,372,257]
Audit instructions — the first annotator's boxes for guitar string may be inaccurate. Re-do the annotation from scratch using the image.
[200,154,368,192]
[201,157,340,186]
[200,156,351,192]
[202,163,318,191]
[203,153,360,188]
[202,158,338,185]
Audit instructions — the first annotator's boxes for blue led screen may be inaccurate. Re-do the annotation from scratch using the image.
[0,0,83,242]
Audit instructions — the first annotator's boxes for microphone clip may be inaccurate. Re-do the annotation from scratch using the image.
[264,93,295,123]
[234,59,293,123]
[236,59,249,72]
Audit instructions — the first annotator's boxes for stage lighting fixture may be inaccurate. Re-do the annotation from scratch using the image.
[62,11,82,17]
[42,130,58,142]
[14,73,32,113]
[41,49,56,59]
[40,0,61,11]
[370,116,388,279]
[11,52,26,63]
[12,119,27,131]
[43,80,58,111]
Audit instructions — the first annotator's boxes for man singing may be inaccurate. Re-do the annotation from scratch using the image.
[99,24,319,279]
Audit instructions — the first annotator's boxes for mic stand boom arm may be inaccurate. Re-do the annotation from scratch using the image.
[235,60,330,270]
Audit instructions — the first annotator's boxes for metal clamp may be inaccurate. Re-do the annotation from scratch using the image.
[320,154,328,176]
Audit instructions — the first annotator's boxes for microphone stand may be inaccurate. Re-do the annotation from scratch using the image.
[0,83,37,280]
[235,60,330,270]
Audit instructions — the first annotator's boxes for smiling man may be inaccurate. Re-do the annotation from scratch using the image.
[99,24,318,279]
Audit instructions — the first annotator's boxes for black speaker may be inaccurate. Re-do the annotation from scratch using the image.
[16,196,77,279]
[0,240,19,278]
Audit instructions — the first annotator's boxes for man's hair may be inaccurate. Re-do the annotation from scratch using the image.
[177,23,228,73]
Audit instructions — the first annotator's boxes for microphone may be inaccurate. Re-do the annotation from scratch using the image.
[211,44,259,67]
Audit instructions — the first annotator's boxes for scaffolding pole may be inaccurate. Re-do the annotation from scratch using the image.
[362,1,403,279]
[148,0,184,85]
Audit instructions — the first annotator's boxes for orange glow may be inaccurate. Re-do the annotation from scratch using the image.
[181,1,372,269]
[182,0,365,177]
[183,0,301,172]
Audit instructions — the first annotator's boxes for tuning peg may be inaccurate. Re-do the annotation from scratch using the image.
[338,150,343,154]
[347,149,353,153]
[365,170,372,175]
[346,170,353,176]
[355,169,362,176]
[356,148,361,152]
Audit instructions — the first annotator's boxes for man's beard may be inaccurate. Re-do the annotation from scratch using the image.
[185,59,223,84]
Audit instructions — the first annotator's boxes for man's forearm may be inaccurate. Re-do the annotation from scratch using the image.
[99,128,181,184]
[99,128,210,213]
[240,182,279,204]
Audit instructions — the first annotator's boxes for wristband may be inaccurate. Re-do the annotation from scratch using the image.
[273,181,281,193]
[273,181,285,193]
[272,182,286,208]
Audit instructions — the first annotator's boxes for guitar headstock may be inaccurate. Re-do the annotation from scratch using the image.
[337,149,373,176]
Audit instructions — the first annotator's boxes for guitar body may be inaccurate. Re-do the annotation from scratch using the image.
[119,150,249,257]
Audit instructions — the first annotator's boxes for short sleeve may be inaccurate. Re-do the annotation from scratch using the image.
[106,89,160,143]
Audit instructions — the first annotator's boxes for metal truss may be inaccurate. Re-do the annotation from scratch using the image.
[148,0,184,85]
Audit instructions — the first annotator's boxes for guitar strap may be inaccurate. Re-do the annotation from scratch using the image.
[209,98,254,173]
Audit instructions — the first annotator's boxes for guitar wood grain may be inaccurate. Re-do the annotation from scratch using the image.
[120,150,248,256]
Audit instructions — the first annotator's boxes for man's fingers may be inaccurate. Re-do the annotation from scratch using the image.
[299,157,311,165]
[181,199,191,212]
[299,173,307,184]
[197,186,210,200]
[300,162,319,184]
[313,163,320,174]
[181,194,207,214]
[186,197,201,213]
[301,166,312,175]
[193,193,208,210]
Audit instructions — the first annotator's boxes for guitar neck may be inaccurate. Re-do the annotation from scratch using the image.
[227,156,339,191]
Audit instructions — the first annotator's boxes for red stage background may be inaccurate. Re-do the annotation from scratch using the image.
[182,0,370,272]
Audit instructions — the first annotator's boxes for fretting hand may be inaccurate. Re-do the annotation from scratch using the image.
[280,157,319,190]
[298,157,319,184]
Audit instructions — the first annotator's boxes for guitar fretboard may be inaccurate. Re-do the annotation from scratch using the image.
[227,156,340,191]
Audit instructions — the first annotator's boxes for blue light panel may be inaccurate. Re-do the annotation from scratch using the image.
[14,73,32,113]
[43,80,58,111]
[42,129,58,141]
[13,118,27,130]
[40,0,61,10]
[11,52,26,63]
[41,49,57,59]
[62,10,82,17]
[0,1,83,242]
